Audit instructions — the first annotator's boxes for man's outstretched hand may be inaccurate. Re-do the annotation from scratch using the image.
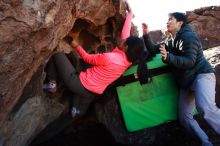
[159,44,167,61]
[142,23,149,35]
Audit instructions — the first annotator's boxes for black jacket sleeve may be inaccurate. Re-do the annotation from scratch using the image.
[143,34,160,55]
[165,35,198,69]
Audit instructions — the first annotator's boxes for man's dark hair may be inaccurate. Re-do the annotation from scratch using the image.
[170,12,187,27]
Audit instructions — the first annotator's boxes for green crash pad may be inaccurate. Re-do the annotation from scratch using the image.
[116,54,179,132]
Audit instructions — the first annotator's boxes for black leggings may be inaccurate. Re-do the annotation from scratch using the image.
[46,53,96,99]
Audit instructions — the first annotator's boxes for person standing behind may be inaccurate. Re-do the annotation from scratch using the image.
[142,12,220,146]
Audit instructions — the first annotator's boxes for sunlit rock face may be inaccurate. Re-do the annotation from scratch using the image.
[204,46,220,106]
[187,6,220,49]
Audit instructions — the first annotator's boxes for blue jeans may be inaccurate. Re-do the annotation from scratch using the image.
[178,73,220,144]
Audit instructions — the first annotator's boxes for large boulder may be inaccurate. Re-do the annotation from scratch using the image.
[187,6,220,49]
[0,0,128,145]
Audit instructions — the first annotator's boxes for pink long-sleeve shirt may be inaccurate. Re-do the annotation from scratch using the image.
[76,12,133,94]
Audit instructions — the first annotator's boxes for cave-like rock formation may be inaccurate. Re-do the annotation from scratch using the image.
[0,0,129,145]
[0,1,220,146]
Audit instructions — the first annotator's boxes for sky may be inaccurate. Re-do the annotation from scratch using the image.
[127,0,220,34]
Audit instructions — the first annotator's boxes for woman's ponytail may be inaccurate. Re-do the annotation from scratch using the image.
[137,57,150,84]
[125,36,150,84]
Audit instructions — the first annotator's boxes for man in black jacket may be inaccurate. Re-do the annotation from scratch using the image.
[142,12,220,146]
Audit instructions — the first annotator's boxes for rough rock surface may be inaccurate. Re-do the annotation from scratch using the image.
[0,0,127,145]
[187,6,220,49]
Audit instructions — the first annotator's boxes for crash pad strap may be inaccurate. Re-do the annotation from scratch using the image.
[115,65,170,86]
